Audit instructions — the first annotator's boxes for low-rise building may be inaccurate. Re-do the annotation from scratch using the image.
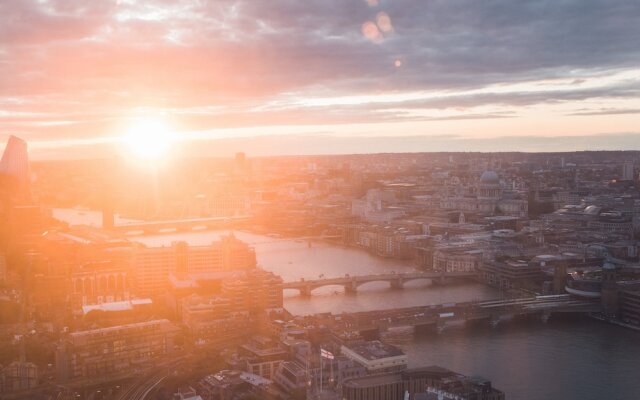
[433,248,484,273]
[620,289,640,326]
[340,341,407,373]
[198,370,277,400]
[222,269,284,314]
[480,258,545,290]
[273,361,308,398]
[1,361,38,393]
[342,366,504,400]
[56,319,179,381]
[233,337,290,380]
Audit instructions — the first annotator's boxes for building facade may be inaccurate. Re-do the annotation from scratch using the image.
[56,319,179,381]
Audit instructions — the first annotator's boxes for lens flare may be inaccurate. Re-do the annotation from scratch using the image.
[122,117,175,159]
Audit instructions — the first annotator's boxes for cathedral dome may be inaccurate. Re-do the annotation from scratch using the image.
[479,170,499,186]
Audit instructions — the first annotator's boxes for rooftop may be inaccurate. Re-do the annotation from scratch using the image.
[81,298,152,315]
[344,340,405,361]
[343,366,455,388]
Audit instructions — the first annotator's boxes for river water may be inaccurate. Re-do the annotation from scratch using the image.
[54,209,640,400]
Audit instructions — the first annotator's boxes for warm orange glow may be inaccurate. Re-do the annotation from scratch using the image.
[122,117,175,160]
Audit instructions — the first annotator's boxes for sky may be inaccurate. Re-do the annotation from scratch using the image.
[1,0,640,158]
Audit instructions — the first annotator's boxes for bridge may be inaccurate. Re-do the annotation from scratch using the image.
[111,215,252,234]
[317,294,601,337]
[282,271,478,296]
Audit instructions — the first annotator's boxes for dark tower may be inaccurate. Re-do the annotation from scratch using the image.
[235,152,246,175]
[102,201,114,230]
[553,262,568,295]
[601,263,619,316]
[0,135,31,204]
[101,171,115,230]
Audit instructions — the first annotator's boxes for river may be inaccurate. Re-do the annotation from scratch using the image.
[53,209,640,400]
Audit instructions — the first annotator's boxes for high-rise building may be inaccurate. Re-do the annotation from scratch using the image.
[1,136,32,250]
[621,161,634,181]
[0,252,6,283]
[0,135,30,203]
[235,152,247,175]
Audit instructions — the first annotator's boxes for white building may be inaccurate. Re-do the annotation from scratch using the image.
[341,341,408,373]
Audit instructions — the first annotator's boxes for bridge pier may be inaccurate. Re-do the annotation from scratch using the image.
[300,286,312,297]
[344,281,358,295]
[465,315,490,328]
[540,311,551,324]
[390,279,403,290]
[359,327,381,341]
[414,322,437,334]
[431,276,447,286]
[436,320,446,334]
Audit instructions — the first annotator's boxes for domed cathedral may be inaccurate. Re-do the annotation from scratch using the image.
[435,170,527,218]
[477,170,502,200]
[475,170,527,217]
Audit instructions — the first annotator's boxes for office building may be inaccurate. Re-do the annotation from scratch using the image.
[342,366,504,400]
[340,341,407,373]
[198,370,276,400]
[222,269,284,314]
[0,135,30,203]
[70,261,131,306]
[235,337,290,380]
[1,361,38,393]
[56,319,178,381]
[621,162,634,181]
[131,234,257,296]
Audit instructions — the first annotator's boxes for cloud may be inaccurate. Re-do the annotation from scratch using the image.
[15,131,640,160]
[1,0,640,154]
[143,131,640,157]
[566,108,640,116]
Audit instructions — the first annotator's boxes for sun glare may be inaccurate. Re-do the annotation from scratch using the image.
[122,117,175,159]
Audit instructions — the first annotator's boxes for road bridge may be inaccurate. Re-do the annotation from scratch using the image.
[282,271,478,296]
[111,215,252,234]
[320,294,601,336]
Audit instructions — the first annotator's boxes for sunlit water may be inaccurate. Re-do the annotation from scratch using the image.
[53,209,640,400]
[385,319,640,400]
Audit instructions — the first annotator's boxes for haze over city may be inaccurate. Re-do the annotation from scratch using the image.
[1,0,640,158]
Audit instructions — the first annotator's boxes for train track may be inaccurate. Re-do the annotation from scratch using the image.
[115,369,169,400]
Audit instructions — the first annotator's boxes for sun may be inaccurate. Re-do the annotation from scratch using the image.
[122,117,175,160]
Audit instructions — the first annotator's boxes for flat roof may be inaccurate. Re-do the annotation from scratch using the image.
[343,366,455,388]
[70,318,171,337]
[344,340,405,361]
[81,298,152,314]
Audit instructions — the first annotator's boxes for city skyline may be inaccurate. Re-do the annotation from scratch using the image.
[1,0,640,158]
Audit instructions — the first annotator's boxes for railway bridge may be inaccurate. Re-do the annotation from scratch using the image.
[318,294,601,337]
